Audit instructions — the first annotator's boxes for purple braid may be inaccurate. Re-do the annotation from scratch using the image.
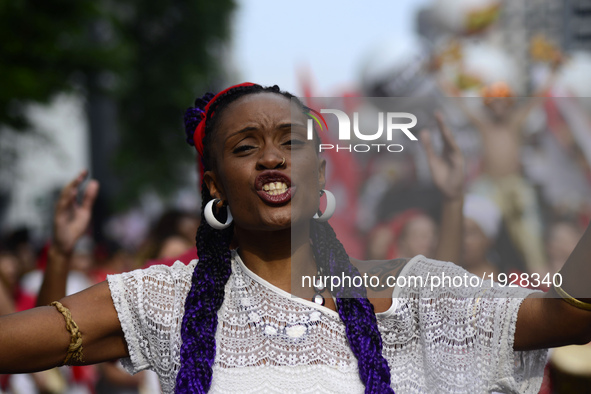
[176,180,233,393]
[184,93,214,147]
[311,220,395,393]
[177,84,285,393]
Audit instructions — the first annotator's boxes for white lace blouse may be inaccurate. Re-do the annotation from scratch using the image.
[107,251,547,393]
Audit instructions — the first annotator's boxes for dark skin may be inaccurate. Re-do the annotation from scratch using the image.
[1,92,591,375]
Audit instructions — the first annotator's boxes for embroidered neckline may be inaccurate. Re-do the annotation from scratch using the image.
[230,249,420,318]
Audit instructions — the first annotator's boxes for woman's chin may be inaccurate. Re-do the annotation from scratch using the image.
[235,213,292,232]
[261,213,310,232]
[262,216,292,230]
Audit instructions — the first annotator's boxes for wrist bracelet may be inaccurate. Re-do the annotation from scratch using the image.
[553,285,591,311]
[50,301,84,365]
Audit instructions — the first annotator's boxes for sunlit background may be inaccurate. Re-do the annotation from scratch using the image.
[2,0,591,390]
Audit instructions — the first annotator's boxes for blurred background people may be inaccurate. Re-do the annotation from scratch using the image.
[20,236,94,302]
[135,209,199,265]
[545,219,585,276]
[460,194,501,277]
[366,209,438,260]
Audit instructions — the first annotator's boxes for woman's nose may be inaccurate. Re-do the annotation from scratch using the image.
[256,147,286,170]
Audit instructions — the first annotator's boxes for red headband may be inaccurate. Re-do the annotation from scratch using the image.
[193,82,257,156]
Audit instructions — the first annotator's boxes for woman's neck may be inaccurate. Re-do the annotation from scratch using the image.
[234,223,317,294]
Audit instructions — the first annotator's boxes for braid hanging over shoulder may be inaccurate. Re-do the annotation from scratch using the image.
[311,220,394,393]
[177,83,289,393]
[175,182,233,393]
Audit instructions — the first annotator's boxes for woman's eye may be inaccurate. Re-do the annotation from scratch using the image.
[285,139,305,146]
[233,145,255,154]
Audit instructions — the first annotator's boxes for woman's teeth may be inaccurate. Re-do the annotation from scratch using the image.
[262,182,288,195]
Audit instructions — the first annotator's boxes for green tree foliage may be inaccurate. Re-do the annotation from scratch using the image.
[0,1,125,129]
[0,0,235,208]
[112,0,235,207]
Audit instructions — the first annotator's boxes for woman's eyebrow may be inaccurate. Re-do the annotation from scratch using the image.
[282,122,306,129]
[225,126,257,140]
[226,122,305,141]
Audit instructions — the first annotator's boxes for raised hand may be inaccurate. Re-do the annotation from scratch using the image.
[420,112,465,262]
[52,170,99,255]
[420,112,465,200]
[38,171,99,307]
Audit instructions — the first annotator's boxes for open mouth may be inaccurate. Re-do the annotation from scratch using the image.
[255,170,294,204]
[262,181,288,196]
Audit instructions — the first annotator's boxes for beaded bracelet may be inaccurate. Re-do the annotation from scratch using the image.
[553,285,591,312]
[50,301,84,365]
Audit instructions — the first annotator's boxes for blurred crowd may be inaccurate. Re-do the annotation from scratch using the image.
[0,210,199,394]
[2,0,591,392]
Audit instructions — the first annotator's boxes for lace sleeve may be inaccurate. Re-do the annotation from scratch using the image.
[381,256,548,393]
[106,261,195,382]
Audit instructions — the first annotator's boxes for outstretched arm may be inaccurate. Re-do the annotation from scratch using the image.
[0,280,128,373]
[421,113,464,263]
[514,223,591,350]
[0,172,128,373]
[508,61,561,131]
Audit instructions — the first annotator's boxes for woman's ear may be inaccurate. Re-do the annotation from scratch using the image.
[318,158,327,190]
[203,171,225,201]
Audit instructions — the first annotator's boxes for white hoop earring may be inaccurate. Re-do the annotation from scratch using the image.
[204,199,233,230]
[313,189,336,222]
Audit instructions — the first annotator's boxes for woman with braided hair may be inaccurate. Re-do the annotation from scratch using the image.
[1,82,591,394]
[177,83,399,392]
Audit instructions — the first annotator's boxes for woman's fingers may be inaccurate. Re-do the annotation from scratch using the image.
[81,180,100,211]
[422,112,460,159]
[52,172,98,255]
[67,170,89,193]
[434,111,460,153]
[56,170,89,212]
[420,129,436,162]
[420,129,444,184]
[420,113,465,199]
[434,112,465,173]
